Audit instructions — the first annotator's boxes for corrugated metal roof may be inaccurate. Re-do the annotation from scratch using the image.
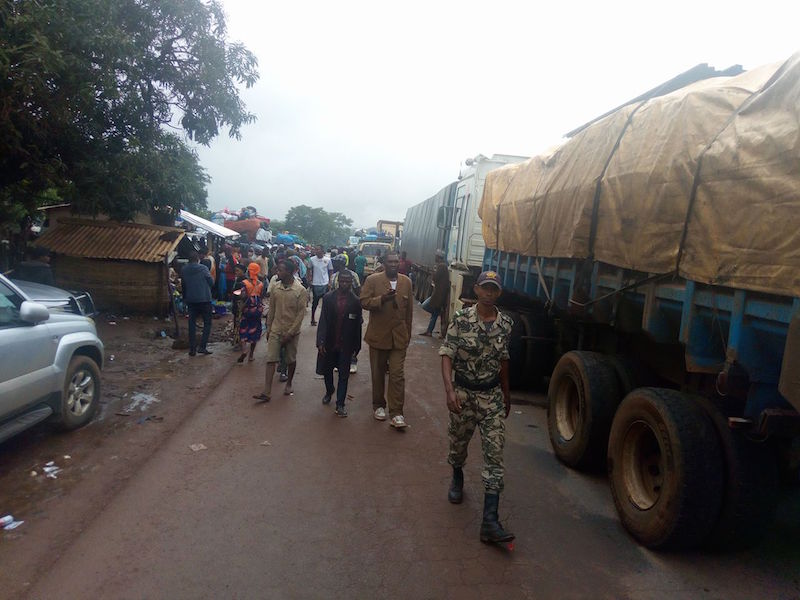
[34,218,185,263]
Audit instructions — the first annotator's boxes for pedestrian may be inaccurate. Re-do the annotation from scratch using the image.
[439,270,514,545]
[181,251,214,356]
[253,260,306,402]
[360,252,413,428]
[309,245,333,326]
[329,255,362,373]
[287,249,307,283]
[236,263,265,363]
[398,251,411,276]
[230,263,248,347]
[420,250,449,337]
[299,250,312,282]
[266,261,289,382]
[223,245,238,300]
[316,270,362,417]
[330,255,361,294]
[200,245,216,282]
[254,247,270,280]
[14,246,55,286]
[353,250,367,281]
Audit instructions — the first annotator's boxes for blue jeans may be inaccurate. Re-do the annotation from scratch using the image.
[422,297,441,334]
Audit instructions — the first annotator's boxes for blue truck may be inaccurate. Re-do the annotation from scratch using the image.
[476,54,800,550]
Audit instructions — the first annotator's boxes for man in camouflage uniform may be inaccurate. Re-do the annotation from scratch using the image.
[439,270,515,544]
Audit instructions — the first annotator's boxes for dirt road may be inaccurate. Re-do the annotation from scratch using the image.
[3,304,800,599]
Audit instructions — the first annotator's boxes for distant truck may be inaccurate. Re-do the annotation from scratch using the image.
[376,220,403,249]
[357,239,393,276]
[479,55,800,550]
[402,154,528,314]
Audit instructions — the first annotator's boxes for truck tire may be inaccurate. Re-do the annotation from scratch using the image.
[696,397,779,549]
[547,351,620,470]
[57,355,101,430]
[607,388,724,550]
[603,355,639,397]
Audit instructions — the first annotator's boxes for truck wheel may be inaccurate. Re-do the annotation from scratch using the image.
[607,388,724,550]
[603,355,639,397]
[58,356,101,430]
[547,351,620,470]
[696,398,779,549]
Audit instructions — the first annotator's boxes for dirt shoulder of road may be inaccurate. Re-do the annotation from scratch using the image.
[0,313,239,597]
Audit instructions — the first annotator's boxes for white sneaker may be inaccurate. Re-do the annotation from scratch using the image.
[374,407,387,421]
[390,415,408,429]
[349,363,357,374]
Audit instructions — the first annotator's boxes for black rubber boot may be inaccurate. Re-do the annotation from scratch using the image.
[480,492,515,543]
[448,467,464,504]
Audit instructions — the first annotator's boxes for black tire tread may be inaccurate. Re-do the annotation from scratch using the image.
[608,387,724,550]
[695,397,779,549]
[547,351,620,471]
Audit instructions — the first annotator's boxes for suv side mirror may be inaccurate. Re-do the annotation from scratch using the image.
[20,301,50,324]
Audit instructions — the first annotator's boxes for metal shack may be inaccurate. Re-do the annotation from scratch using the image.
[34,218,185,314]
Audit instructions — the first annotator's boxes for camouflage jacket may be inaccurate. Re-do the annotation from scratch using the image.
[439,306,512,385]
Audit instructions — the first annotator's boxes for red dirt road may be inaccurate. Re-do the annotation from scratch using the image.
[6,304,800,599]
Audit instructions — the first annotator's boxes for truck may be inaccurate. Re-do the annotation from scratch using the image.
[402,154,528,312]
[477,53,800,550]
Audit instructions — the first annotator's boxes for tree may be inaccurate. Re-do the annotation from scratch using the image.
[284,205,354,247]
[268,219,286,234]
[0,0,258,223]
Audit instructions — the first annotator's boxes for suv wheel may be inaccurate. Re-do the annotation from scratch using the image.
[59,356,101,430]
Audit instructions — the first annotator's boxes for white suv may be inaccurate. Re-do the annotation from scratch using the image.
[0,274,104,443]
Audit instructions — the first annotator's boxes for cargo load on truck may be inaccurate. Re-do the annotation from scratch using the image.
[480,54,800,298]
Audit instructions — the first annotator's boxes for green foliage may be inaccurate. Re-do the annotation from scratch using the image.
[268,219,286,233]
[0,0,258,224]
[284,206,354,247]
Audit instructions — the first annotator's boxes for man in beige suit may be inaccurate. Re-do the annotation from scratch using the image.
[360,252,413,428]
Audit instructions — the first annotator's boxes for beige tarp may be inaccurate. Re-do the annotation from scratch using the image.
[480,52,800,297]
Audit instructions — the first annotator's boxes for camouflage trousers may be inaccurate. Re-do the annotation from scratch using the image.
[447,386,505,493]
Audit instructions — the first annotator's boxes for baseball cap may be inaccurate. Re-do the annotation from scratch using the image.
[476,270,502,290]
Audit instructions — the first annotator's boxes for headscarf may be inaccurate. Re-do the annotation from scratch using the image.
[247,262,261,285]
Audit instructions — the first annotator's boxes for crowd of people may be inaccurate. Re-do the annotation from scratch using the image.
[179,244,515,544]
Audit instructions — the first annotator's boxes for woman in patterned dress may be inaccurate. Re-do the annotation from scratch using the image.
[236,262,265,363]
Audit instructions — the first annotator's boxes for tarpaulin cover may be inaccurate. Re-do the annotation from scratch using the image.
[479,53,800,298]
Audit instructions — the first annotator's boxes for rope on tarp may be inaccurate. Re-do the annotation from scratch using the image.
[675,55,793,274]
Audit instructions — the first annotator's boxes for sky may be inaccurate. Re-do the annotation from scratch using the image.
[196,0,800,229]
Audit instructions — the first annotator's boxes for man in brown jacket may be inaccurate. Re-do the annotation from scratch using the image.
[360,252,413,428]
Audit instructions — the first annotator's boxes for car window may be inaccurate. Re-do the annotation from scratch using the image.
[0,280,24,328]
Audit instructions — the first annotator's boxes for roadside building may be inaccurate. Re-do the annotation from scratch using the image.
[33,218,185,314]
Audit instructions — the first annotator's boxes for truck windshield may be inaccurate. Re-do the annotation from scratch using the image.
[361,244,388,257]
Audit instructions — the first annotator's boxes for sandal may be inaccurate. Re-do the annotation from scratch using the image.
[252,393,271,404]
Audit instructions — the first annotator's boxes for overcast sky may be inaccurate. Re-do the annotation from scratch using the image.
[196,0,799,229]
